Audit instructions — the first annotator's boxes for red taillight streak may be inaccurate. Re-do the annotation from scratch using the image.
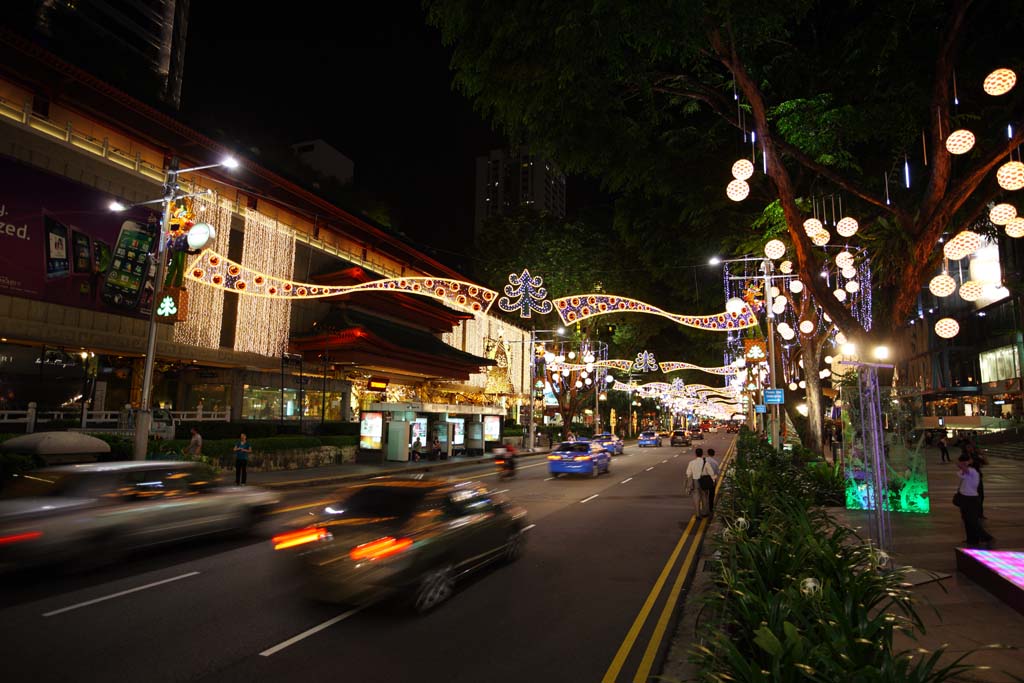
[272,527,328,550]
[0,531,42,545]
[349,536,413,561]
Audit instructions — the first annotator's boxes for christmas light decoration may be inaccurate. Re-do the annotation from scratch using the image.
[983,68,1017,96]
[732,159,754,180]
[232,211,295,356]
[772,300,786,315]
[836,216,859,237]
[929,274,957,297]
[959,280,984,301]
[1007,218,1024,238]
[943,230,982,260]
[498,269,553,318]
[770,286,781,298]
[553,294,757,331]
[726,179,750,201]
[633,350,659,372]
[835,332,848,346]
[788,382,798,391]
[173,194,232,349]
[812,230,831,246]
[799,319,816,334]
[997,161,1024,191]
[836,251,855,269]
[779,260,793,274]
[989,203,1017,225]
[764,239,786,259]
[935,317,960,339]
[945,129,976,155]
[845,280,860,293]
[789,280,804,294]
[658,361,736,375]
[834,289,847,302]
[841,266,857,279]
[803,218,824,237]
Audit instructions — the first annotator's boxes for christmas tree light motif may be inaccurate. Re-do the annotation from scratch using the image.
[633,350,658,372]
[671,378,685,393]
[498,269,553,318]
[156,295,178,317]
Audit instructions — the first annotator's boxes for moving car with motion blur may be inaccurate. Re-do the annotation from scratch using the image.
[688,427,704,440]
[547,441,611,477]
[637,431,663,447]
[725,423,740,434]
[0,461,279,571]
[670,430,691,447]
[592,433,624,455]
[272,477,527,612]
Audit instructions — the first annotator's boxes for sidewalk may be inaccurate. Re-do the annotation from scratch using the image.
[661,445,1024,682]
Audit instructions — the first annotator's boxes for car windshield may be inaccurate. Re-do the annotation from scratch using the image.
[328,486,428,520]
[673,431,685,436]
[640,432,656,438]
[556,442,590,453]
[1,471,89,499]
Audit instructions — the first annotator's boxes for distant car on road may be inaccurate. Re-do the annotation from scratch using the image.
[688,428,704,440]
[670,430,691,447]
[273,477,527,612]
[725,423,740,434]
[548,441,611,477]
[592,433,624,455]
[638,431,663,447]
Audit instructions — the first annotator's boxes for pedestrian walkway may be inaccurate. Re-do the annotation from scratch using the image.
[661,445,1024,682]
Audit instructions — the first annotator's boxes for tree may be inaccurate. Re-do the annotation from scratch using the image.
[427,0,1024,340]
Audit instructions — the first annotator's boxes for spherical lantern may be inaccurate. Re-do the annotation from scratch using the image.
[764,239,786,260]
[845,280,860,293]
[789,280,804,294]
[725,297,746,314]
[799,380,807,389]
[833,288,847,302]
[769,287,780,299]
[835,251,854,269]
[726,179,750,201]
[732,158,754,180]
[811,230,831,246]
[836,216,859,237]
[959,280,984,302]
[803,218,823,237]
[841,266,857,279]
[774,295,787,308]
[788,382,798,391]
[935,317,960,339]
[943,230,982,259]
[996,161,1024,191]
[945,129,976,155]
[819,369,831,379]
[983,68,1017,96]
[575,381,583,389]
[989,203,1017,225]
[835,331,848,346]
[928,273,956,297]
[186,223,216,250]
[780,260,793,274]
[772,301,786,315]
[799,319,815,334]
[1007,217,1024,238]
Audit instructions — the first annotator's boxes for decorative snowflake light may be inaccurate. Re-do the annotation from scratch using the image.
[498,269,553,318]
[633,350,659,372]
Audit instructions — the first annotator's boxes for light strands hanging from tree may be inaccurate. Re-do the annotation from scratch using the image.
[497,269,553,318]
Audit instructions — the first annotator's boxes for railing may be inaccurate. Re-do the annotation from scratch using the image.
[0,409,230,427]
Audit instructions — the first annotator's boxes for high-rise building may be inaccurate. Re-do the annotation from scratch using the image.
[474,148,566,232]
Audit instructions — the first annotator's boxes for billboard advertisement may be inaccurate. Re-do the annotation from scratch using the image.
[359,411,384,450]
[447,417,465,446]
[484,415,501,441]
[0,155,158,317]
[410,417,428,446]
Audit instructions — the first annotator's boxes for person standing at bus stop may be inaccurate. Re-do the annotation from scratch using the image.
[233,433,251,486]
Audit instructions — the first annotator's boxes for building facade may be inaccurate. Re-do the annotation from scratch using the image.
[474,148,566,233]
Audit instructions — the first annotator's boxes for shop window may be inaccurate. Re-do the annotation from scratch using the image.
[979,345,1019,383]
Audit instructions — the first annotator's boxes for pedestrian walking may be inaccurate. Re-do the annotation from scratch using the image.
[955,454,993,547]
[685,448,715,518]
[431,436,441,461]
[967,443,988,518]
[187,427,203,458]
[411,437,422,462]
[233,433,251,485]
[705,447,721,516]
[937,434,950,463]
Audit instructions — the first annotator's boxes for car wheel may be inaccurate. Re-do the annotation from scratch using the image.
[551,472,560,478]
[413,564,455,613]
[503,530,524,563]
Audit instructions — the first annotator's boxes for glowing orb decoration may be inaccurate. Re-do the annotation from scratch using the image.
[929,273,957,297]
[553,294,757,331]
[935,317,960,339]
[835,251,855,269]
[777,322,795,340]
[732,158,754,180]
[983,68,1017,96]
[774,295,787,308]
[959,280,984,301]
[845,280,860,293]
[789,280,804,294]
[997,161,1024,191]
[836,216,859,237]
[726,179,750,201]
[1007,218,1024,238]
[841,266,857,279]
[186,222,216,250]
[764,239,786,260]
[835,331,848,345]
[799,380,807,389]
[725,297,747,314]
[799,319,816,334]
[945,129,976,155]
[779,260,793,274]
[772,301,786,315]
[989,203,1017,225]
[823,312,832,322]
[770,286,781,298]
[833,288,847,302]
[943,230,982,260]
[803,218,824,237]
[788,382,798,391]
[811,230,831,246]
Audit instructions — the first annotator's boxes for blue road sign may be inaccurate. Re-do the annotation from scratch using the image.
[755,404,767,414]
[764,389,785,405]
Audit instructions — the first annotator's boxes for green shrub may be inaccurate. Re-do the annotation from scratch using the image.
[91,434,133,460]
[319,435,358,448]
[314,422,359,436]
[174,421,281,440]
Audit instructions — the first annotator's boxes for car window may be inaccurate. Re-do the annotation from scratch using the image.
[330,486,427,520]
[641,432,655,437]
[1,471,79,498]
[124,468,192,500]
[444,489,495,517]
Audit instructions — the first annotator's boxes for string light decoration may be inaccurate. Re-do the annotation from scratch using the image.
[997,161,1024,191]
[943,230,982,259]
[633,350,659,372]
[658,361,736,375]
[935,317,960,339]
[945,129,976,155]
[731,159,754,180]
[234,210,295,356]
[929,273,957,297]
[173,193,232,349]
[812,230,831,246]
[1006,218,1024,238]
[552,294,758,331]
[989,203,1017,225]
[983,68,1017,96]
[836,216,859,237]
[779,260,793,274]
[547,359,633,372]
[497,269,552,318]
[959,280,984,302]
[764,239,786,260]
[726,179,750,201]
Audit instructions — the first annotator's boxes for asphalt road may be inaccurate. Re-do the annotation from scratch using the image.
[0,433,735,683]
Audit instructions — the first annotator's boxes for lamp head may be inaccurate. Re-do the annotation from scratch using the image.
[221,156,240,169]
[109,200,128,212]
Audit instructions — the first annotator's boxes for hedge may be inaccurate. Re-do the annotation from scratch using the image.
[152,435,355,461]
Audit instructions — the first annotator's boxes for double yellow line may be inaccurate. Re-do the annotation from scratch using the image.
[601,442,735,683]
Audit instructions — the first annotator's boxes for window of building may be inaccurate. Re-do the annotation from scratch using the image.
[979,345,1019,383]
[243,385,298,420]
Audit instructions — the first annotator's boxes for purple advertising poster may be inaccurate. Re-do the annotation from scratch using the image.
[0,154,158,317]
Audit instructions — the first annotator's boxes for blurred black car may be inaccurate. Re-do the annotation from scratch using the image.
[670,430,691,447]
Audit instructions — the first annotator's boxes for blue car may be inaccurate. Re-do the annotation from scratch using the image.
[593,433,624,455]
[547,441,611,477]
[637,431,663,447]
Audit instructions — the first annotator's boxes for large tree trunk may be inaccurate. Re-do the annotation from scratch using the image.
[801,341,826,455]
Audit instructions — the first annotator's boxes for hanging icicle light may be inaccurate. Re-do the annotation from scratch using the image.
[764,239,786,259]
[989,203,1018,225]
[845,280,860,293]
[726,179,750,201]
[983,68,1017,96]
[929,273,957,297]
[835,251,855,269]
[732,159,754,180]
[945,129,976,155]
[935,317,960,339]
[836,216,859,237]
[779,260,793,274]
[803,218,824,237]
[799,319,816,334]
[959,280,984,301]
[1006,217,1024,238]
[789,280,804,294]
[833,288,847,302]
[812,230,831,246]
[841,266,857,279]
[943,230,982,259]
[996,161,1024,191]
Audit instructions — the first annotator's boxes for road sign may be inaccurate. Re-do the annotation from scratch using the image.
[755,404,767,414]
[764,389,784,405]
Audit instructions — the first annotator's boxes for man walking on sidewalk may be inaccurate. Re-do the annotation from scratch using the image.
[686,448,714,518]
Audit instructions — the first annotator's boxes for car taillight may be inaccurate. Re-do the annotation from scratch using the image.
[0,531,42,545]
[272,526,330,550]
[547,455,561,460]
[573,455,592,461]
[349,536,413,562]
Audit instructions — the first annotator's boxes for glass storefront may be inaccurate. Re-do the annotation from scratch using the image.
[979,345,1019,383]
[185,383,230,413]
[301,391,346,421]
[242,385,298,420]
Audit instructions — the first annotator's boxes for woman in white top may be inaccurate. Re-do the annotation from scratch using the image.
[957,454,993,547]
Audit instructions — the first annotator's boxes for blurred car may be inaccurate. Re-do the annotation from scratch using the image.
[547,441,611,477]
[638,431,663,447]
[273,477,527,612]
[688,428,704,440]
[592,433,624,455]
[0,461,278,571]
[670,430,691,447]
[725,423,740,434]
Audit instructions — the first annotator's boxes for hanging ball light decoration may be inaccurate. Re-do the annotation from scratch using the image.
[788,382,798,391]
[835,250,855,269]
[803,218,824,237]
[943,230,982,260]
[811,230,831,246]
[841,266,857,279]
[772,301,786,315]
[997,161,1024,191]
[774,295,787,308]
[935,317,960,339]
[725,297,747,314]
[779,260,793,274]
[945,129,976,155]
[770,286,781,298]
[726,179,750,201]
[836,216,859,237]
[1006,217,1024,238]
[789,280,804,293]
[983,68,1017,96]
[928,273,957,297]
[799,380,807,389]
[764,239,786,259]
[731,158,754,180]
[835,331,848,345]
[833,288,847,302]
[989,203,1017,225]
[845,280,860,293]
[959,280,984,301]
[799,319,816,334]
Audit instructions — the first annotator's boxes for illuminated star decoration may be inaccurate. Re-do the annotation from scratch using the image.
[671,378,685,392]
[497,269,553,318]
[185,250,497,314]
[633,350,659,372]
[553,294,757,331]
[658,361,736,376]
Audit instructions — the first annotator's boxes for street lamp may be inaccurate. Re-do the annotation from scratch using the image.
[112,155,239,459]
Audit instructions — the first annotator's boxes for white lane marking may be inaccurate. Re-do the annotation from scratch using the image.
[522,524,537,532]
[580,494,599,504]
[43,572,200,617]
[674,455,679,458]
[545,477,555,481]
[645,467,654,472]
[260,608,363,656]
[620,477,633,484]
[494,489,510,494]
[662,459,668,463]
